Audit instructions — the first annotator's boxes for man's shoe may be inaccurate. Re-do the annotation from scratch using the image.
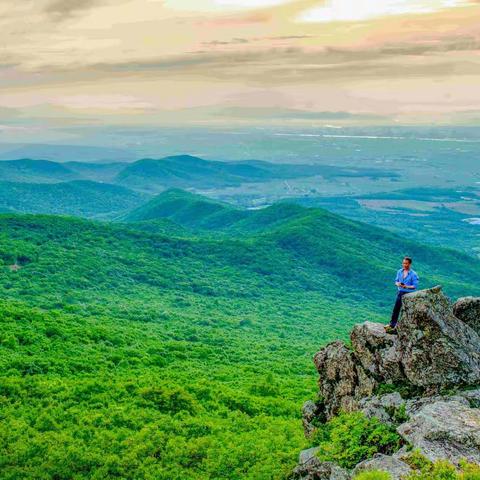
[384,325,397,335]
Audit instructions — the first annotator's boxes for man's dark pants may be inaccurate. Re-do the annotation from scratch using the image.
[390,291,408,328]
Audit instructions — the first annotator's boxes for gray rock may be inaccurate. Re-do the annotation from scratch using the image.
[352,453,412,480]
[453,297,480,335]
[398,286,480,389]
[397,399,480,465]
[297,287,480,480]
[314,341,378,420]
[351,322,404,383]
[314,341,362,419]
[298,447,320,465]
[391,446,411,461]
[459,388,480,408]
[302,400,324,437]
[405,394,470,416]
[359,392,405,425]
[292,449,350,480]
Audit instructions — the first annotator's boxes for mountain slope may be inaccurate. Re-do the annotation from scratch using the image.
[0,180,148,218]
[0,159,78,183]
[64,161,125,182]
[121,188,249,228]
[115,155,397,192]
[122,190,480,301]
[1,204,479,479]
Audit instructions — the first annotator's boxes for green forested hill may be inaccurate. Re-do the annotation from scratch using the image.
[121,188,248,227]
[0,200,479,479]
[0,181,148,219]
[122,190,479,301]
[114,155,395,193]
[0,159,77,183]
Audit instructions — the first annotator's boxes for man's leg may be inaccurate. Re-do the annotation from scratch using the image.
[390,292,404,328]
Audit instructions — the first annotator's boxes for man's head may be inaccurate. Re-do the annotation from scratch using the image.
[402,256,412,270]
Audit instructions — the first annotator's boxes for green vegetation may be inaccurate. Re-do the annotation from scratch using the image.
[295,186,480,258]
[406,460,480,480]
[121,188,247,226]
[351,452,480,480]
[0,180,148,219]
[115,155,393,193]
[0,159,76,183]
[311,412,401,469]
[0,191,479,478]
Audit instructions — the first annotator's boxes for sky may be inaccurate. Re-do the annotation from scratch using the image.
[1,0,480,139]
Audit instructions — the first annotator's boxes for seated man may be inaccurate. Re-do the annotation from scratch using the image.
[385,256,419,334]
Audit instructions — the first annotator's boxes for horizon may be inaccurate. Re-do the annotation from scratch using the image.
[1,0,480,146]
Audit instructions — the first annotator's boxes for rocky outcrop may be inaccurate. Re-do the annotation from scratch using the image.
[453,296,480,335]
[302,401,324,436]
[460,388,480,408]
[359,392,404,425]
[309,287,480,424]
[350,322,404,384]
[398,287,480,389]
[313,341,375,418]
[351,453,412,480]
[294,287,480,479]
[398,399,480,465]
[292,448,349,480]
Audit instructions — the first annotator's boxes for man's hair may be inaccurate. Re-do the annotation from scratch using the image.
[403,256,412,264]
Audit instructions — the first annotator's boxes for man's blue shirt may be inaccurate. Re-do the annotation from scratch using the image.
[395,268,419,292]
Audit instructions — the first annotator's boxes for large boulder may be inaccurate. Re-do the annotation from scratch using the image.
[351,453,412,480]
[350,322,404,383]
[312,288,480,423]
[398,286,480,389]
[313,341,375,419]
[453,297,480,335]
[359,392,404,425]
[292,448,350,480]
[397,399,480,465]
[295,287,480,480]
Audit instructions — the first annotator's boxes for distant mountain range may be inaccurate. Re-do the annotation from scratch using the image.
[0,155,397,218]
[0,143,134,163]
[0,155,396,189]
[114,155,395,192]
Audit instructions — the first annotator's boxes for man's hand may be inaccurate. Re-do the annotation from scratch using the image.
[395,282,402,287]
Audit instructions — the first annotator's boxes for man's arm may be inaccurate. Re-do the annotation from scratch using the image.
[404,273,419,290]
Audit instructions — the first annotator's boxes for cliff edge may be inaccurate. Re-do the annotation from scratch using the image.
[294,286,480,480]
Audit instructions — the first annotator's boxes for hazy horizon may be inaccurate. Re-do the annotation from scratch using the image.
[2,0,480,145]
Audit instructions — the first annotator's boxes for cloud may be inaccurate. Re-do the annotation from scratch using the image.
[203,38,250,46]
[0,0,479,128]
[79,34,480,85]
[44,0,107,19]
[163,0,292,12]
[55,94,154,110]
[297,0,474,23]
